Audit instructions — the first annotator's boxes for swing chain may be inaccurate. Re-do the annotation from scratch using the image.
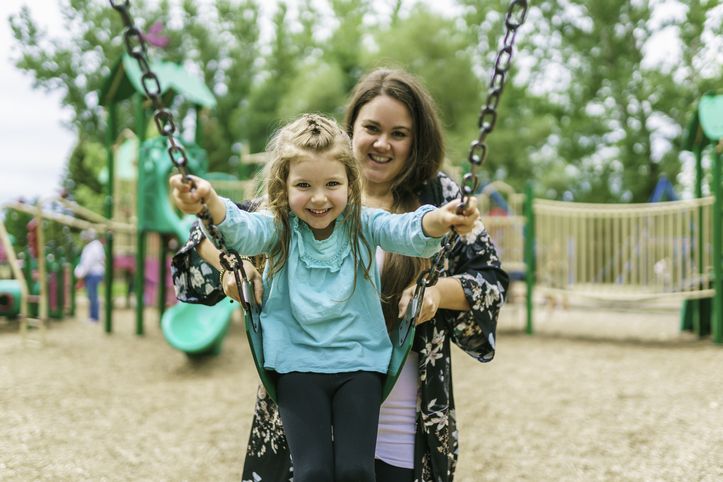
[415,0,527,295]
[109,0,250,308]
[462,0,528,206]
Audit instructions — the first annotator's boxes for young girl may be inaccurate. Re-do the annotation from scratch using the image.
[169,113,479,482]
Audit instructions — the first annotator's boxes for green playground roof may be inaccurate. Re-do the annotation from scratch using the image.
[99,53,216,108]
[98,137,138,184]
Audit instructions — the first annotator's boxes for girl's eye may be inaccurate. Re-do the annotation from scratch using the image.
[295,182,310,188]
[327,181,341,187]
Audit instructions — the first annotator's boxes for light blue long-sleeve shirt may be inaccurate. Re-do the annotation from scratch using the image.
[214,198,441,374]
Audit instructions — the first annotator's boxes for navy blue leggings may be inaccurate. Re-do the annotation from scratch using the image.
[276,371,382,482]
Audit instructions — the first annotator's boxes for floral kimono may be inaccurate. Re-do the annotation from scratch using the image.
[171,172,508,482]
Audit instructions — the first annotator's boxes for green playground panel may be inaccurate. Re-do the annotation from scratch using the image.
[161,300,236,357]
[0,279,22,317]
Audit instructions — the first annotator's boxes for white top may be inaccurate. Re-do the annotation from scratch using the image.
[374,246,419,469]
[74,239,105,278]
[375,352,419,469]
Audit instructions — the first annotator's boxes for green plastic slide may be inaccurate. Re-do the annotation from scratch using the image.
[161,300,237,357]
[0,279,22,318]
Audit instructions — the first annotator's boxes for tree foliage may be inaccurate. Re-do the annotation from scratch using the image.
[8,0,723,210]
[462,0,722,202]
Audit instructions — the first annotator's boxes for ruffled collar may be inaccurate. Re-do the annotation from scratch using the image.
[291,214,351,272]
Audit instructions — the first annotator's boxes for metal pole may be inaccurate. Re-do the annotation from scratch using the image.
[194,105,203,147]
[694,143,704,335]
[158,234,167,319]
[712,144,722,344]
[104,102,117,333]
[134,93,147,336]
[524,181,535,335]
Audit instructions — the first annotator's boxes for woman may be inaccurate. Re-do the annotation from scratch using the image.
[170,68,508,481]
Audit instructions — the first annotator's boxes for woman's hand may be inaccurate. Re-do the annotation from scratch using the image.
[221,259,264,307]
[398,284,441,325]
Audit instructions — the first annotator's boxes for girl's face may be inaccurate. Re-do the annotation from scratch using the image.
[286,152,349,240]
[352,95,413,191]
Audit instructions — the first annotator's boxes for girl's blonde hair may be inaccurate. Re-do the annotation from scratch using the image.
[263,113,372,284]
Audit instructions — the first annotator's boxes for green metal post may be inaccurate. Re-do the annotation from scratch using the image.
[712,146,722,344]
[194,105,204,147]
[524,181,535,335]
[47,254,60,319]
[694,144,704,335]
[158,235,167,319]
[70,252,78,316]
[134,94,147,336]
[56,256,65,317]
[104,102,117,333]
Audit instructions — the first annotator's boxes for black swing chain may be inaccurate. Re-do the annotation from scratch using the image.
[109,0,252,309]
[411,0,528,306]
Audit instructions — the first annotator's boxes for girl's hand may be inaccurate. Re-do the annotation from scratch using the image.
[169,174,225,222]
[423,197,480,237]
[398,284,441,325]
[221,259,264,307]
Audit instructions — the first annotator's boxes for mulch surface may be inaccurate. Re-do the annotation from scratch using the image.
[2,300,722,481]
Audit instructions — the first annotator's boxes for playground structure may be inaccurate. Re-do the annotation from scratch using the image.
[99,53,259,356]
[0,196,136,343]
[1,52,255,355]
[480,92,723,344]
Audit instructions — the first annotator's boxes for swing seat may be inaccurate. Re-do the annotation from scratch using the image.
[243,281,418,404]
[382,297,418,401]
[241,280,279,402]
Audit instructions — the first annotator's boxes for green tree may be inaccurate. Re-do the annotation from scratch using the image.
[9,0,262,206]
[243,1,319,153]
[364,5,487,171]
[462,0,722,202]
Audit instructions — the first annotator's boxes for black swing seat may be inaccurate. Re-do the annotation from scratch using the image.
[381,298,418,400]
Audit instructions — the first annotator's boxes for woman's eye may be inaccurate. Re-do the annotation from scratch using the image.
[364,124,379,133]
[392,131,407,139]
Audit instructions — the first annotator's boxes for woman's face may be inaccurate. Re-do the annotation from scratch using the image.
[352,95,413,190]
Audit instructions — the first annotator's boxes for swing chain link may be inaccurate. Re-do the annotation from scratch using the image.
[109,0,251,309]
[414,0,527,295]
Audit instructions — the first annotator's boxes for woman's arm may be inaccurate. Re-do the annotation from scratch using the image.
[414,172,509,361]
[397,276,469,323]
[196,237,263,305]
[170,199,265,306]
[197,238,223,271]
[444,220,509,362]
[430,277,470,311]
